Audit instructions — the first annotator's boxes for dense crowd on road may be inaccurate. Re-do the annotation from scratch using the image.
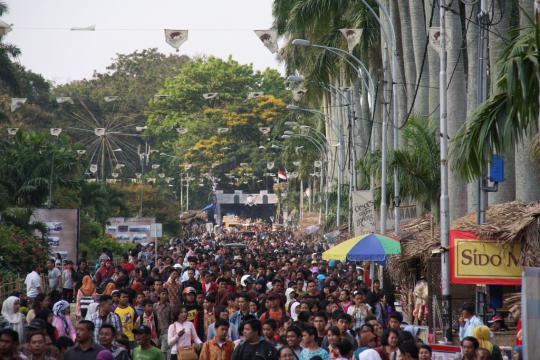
[0,223,520,360]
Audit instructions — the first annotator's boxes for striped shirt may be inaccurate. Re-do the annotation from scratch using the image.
[90,311,123,342]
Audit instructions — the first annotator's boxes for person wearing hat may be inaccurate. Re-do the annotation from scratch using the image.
[459,302,483,340]
[488,315,508,332]
[132,325,163,360]
[182,287,205,341]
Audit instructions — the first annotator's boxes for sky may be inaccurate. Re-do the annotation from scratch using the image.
[3,0,283,85]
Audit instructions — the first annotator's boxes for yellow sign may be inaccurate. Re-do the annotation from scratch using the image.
[450,231,522,285]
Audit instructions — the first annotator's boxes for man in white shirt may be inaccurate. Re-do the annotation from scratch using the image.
[24,264,43,302]
[459,302,483,340]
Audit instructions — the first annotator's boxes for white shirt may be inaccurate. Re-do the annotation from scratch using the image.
[25,271,41,298]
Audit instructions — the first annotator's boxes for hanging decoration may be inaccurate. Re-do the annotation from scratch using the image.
[104,96,120,102]
[7,128,19,135]
[314,160,322,168]
[89,164,98,173]
[10,98,27,112]
[266,161,275,170]
[50,128,62,136]
[164,29,188,52]
[70,25,95,31]
[247,92,264,100]
[202,93,219,100]
[94,128,106,136]
[254,30,278,53]
[293,161,301,167]
[151,164,160,170]
[158,173,166,178]
[56,97,74,104]
[77,150,86,155]
[292,88,307,102]
[111,172,119,178]
[184,164,192,170]
[258,127,271,134]
[176,127,188,134]
[217,127,229,134]
[339,28,363,53]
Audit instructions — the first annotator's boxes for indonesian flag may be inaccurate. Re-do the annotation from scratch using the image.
[277,169,288,181]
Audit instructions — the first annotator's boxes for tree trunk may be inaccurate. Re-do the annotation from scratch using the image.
[447,0,468,221]
[409,0,429,116]
[488,0,515,205]
[389,0,407,137]
[398,0,417,112]
[514,0,540,202]
[426,0,440,116]
[465,3,480,213]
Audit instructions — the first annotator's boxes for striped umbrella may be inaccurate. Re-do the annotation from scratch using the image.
[322,233,400,262]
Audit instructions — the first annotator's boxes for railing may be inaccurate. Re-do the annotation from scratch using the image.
[0,274,49,302]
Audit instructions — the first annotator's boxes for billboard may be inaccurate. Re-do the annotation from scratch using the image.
[450,230,522,285]
[32,209,80,262]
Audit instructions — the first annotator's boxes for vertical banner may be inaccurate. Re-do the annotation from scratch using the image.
[339,28,363,53]
[254,30,279,53]
[164,29,189,52]
[522,267,540,360]
[351,190,375,236]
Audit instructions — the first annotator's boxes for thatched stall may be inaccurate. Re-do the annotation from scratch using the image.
[387,201,540,330]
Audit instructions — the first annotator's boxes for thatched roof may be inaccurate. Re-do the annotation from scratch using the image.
[179,210,208,224]
[452,201,540,266]
[387,201,540,284]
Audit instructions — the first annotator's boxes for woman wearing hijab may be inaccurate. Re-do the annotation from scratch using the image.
[52,300,76,341]
[102,282,116,296]
[472,325,503,360]
[75,275,96,320]
[0,296,25,341]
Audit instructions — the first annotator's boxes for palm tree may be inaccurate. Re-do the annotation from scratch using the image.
[358,115,439,214]
[451,24,539,185]
[0,1,21,95]
[488,0,516,204]
[446,0,468,220]
[408,0,429,116]
[514,0,540,202]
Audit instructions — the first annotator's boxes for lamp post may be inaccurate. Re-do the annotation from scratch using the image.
[281,132,329,224]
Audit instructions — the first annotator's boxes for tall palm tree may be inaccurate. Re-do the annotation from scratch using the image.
[514,0,540,201]
[451,24,539,183]
[488,0,516,204]
[446,0,468,220]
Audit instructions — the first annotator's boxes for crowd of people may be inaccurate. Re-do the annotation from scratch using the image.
[0,223,521,360]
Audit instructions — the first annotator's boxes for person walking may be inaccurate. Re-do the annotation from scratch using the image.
[90,295,123,343]
[132,325,163,360]
[25,264,43,304]
[199,319,234,360]
[64,320,104,360]
[167,306,202,360]
[76,275,96,320]
[231,319,278,360]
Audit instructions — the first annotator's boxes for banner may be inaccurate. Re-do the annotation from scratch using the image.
[339,28,363,53]
[450,230,522,285]
[254,30,278,53]
[32,209,80,262]
[351,190,375,236]
[10,98,27,112]
[164,29,188,52]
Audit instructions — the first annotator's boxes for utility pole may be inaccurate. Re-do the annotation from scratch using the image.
[380,43,389,234]
[439,0,452,343]
[477,0,489,224]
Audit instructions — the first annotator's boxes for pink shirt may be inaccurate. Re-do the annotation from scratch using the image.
[52,315,76,341]
[167,321,202,354]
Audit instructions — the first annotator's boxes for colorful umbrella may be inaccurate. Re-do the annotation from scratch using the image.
[322,233,400,262]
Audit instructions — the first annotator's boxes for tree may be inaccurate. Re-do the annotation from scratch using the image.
[0,2,20,96]
[451,24,539,184]
[358,116,440,215]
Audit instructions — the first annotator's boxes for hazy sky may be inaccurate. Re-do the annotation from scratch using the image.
[3,0,283,84]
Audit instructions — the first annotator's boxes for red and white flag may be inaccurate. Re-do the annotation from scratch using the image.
[277,169,288,181]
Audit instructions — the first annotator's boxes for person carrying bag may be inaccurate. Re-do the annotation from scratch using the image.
[167,306,202,360]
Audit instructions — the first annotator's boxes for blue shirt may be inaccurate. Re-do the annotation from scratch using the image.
[459,315,483,340]
[299,347,329,360]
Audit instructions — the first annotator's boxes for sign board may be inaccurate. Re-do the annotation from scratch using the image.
[351,190,375,236]
[450,230,522,285]
[429,344,462,360]
[32,209,79,262]
[150,223,162,238]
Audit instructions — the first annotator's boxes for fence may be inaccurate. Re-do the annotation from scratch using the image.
[0,274,50,303]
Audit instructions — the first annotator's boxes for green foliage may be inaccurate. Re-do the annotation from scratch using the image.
[146,56,295,208]
[80,182,131,228]
[358,116,440,213]
[80,235,134,261]
[0,225,49,276]
[451,25,540,180]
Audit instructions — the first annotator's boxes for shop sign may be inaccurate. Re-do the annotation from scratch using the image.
[450,230,522,285]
